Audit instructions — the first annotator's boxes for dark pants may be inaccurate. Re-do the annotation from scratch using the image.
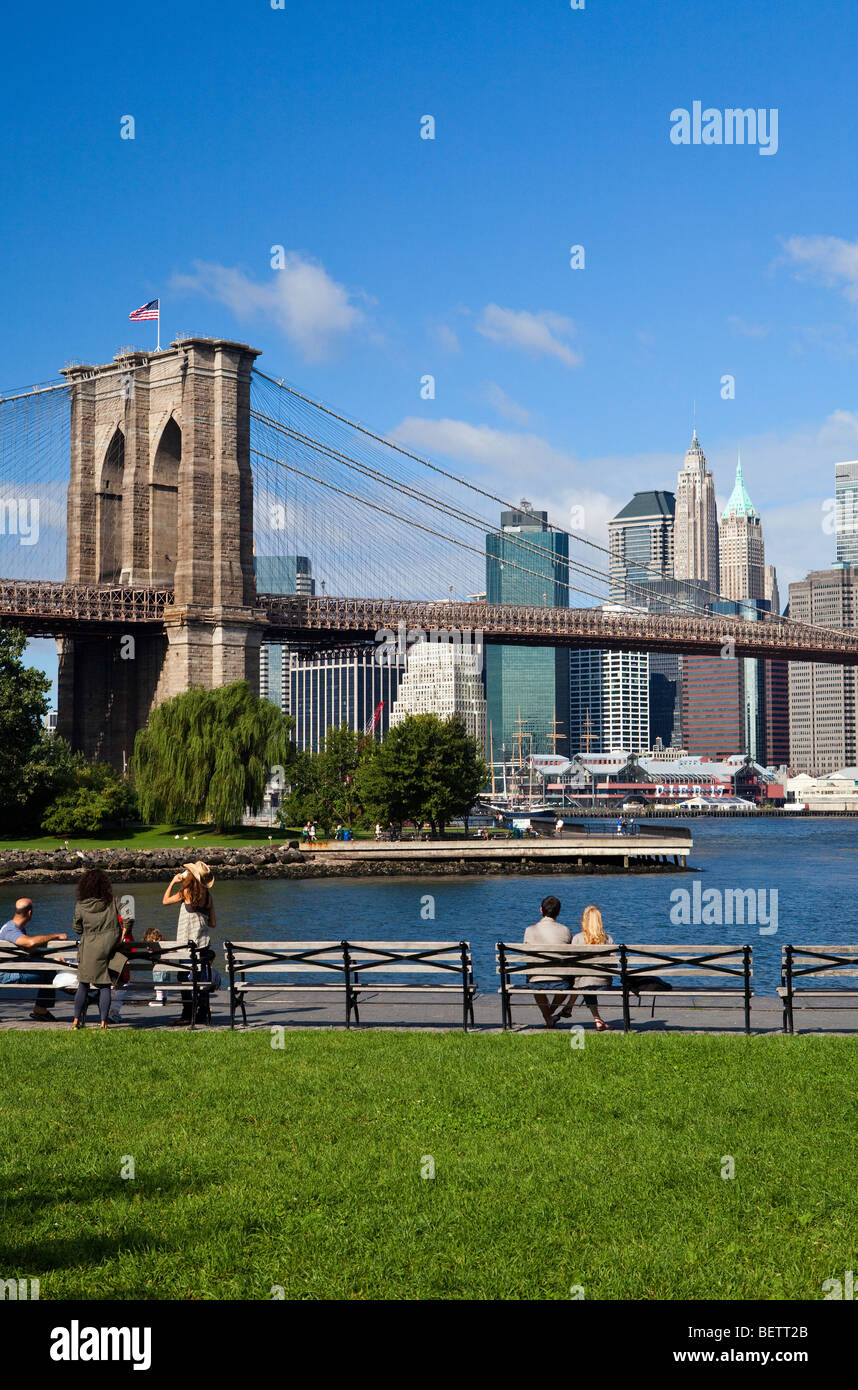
[74,981,111,1023]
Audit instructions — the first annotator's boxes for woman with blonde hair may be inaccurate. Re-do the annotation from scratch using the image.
[557,904,614,1032]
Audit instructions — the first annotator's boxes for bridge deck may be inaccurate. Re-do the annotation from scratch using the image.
[2,583,858,663]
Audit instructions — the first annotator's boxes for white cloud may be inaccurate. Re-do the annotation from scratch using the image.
[431,321,462,353]
[170,255,368,362]
[390,409,858,596]
[481,382,531,425]
[476,304,582,368]
[780,235,858,306]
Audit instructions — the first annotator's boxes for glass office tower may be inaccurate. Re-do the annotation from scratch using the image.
[485,501,570,758]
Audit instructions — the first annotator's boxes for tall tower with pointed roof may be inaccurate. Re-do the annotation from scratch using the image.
[674,429,719,593]
[718,455,766,601]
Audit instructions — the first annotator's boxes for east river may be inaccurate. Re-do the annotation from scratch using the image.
[13,819,857,996]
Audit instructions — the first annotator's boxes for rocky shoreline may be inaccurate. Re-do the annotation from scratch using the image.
[0,844,686,884]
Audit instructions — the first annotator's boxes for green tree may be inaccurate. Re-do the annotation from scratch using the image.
[18,734,85,831]
[281,725,371,834]
[357,714,489,835]
[133,682,295,832]
[0,625,50,831]
[41,762,137,836]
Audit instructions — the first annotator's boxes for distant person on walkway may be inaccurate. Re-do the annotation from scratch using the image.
[523,895,573,1029]
[375,822,382,841]
[72,869,122,1030]
[308,823,317,843]
[0,898,70,1021]
[162,862,216,1026]
[555,816,564,837]
[556,904,614,1032]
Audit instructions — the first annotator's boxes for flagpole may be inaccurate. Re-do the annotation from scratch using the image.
[156,301,160,352]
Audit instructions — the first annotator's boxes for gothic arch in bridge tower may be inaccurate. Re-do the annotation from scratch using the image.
[150,415,181,585]
[97,427,124,583]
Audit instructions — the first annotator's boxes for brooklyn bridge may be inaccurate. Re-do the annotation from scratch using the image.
[1,335,856,766]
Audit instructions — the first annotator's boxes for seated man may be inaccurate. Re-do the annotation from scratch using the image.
[0,899,70,1022]
[523,895,573,1029]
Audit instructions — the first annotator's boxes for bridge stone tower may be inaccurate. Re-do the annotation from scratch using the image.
[57,337,264,767]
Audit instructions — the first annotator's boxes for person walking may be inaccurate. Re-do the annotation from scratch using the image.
[162,862,216,1026]
[72,870,123,1030]
[0,898,70,1021]
[523,895,573,1029]
[556,904,614,1032]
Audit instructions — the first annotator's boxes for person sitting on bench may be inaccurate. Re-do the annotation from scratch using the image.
[524,895,574,1029]
[555,904,613,1032]
[0,898,70,1021]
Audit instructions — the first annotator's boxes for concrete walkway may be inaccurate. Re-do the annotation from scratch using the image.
[1,991,857,1034]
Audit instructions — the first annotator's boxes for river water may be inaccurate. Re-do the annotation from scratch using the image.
[11,819,857,995]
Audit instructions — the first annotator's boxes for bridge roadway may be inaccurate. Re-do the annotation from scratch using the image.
[3,580,858,664]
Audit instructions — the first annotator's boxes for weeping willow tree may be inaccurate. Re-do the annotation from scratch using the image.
[133,682,295,832]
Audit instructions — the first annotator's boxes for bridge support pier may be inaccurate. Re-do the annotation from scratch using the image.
[158,610,263,700]
[56,632,169,769]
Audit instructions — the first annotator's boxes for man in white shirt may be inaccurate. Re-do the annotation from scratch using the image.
[523,895,573,1028]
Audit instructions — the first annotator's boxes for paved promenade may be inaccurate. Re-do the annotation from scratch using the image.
[2,992,857,1034]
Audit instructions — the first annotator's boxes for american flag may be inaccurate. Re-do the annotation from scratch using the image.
[129,299,159,322]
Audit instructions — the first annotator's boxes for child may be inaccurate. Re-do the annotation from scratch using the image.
[108,915,135,1024]
[144,927,167,1007]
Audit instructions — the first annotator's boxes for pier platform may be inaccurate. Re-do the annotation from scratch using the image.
[301,827,692,874]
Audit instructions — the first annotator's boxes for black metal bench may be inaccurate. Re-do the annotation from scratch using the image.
[496,942,754,1032]
[779,945,858,1033]
[225,939,476,1029]
[0,938,217,1029]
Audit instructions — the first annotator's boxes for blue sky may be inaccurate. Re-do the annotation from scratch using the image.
[4,0,858,695]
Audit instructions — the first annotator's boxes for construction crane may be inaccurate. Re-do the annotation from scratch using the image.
[364,700,385,736]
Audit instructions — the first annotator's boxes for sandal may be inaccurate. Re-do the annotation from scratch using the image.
[594,1019,612,1032]
[72,1018,84,1029]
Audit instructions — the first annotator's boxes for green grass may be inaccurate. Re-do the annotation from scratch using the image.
[0,824,479,851]
[0,825,300,852]
[0,1031,854,1300]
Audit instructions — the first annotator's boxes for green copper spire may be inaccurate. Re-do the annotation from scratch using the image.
[722,453,756,519]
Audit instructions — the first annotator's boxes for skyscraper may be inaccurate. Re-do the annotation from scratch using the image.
[719,458,765,602]
[568,647,650,754]
[788,567,858,775]
[674,430,719,593]
[390,640,487,751]
[485,500,570,757]
[288,646,400,752]
[764,564,781,617]
[608,490,675,602]
[255,554,316,713]
[835,461,858,565]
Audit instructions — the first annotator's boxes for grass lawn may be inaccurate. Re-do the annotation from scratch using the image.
[0,824,480,852]
[0,825,302,852]
[0,1031,854,1301]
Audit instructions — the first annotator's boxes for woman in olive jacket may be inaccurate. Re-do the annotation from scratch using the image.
[72,868,122,1029]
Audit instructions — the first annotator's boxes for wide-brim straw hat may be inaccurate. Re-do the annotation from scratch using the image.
[182,860,215,888]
